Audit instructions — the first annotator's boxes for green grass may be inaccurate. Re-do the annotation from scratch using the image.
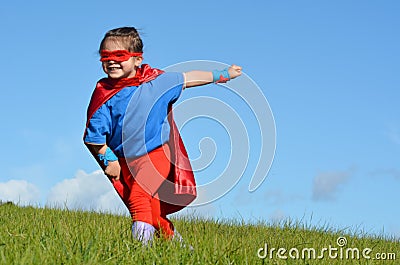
[0,203,398,264]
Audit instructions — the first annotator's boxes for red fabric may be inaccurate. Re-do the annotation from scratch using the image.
[100,49,143,62]
[84,65,197,215]
[86,64,164,126]
[114,144,175,238]
[216,74,230,83]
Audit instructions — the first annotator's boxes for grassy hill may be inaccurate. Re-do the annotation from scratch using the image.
[0,203,398,264]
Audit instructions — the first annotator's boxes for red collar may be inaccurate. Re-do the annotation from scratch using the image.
[86,64,164,126]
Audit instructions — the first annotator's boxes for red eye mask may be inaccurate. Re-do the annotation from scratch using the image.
[100,50,143,62]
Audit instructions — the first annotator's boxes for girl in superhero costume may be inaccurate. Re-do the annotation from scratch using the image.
[84,27,242,244]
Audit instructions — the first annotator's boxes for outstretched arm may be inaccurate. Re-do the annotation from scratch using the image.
[183,64,242,88]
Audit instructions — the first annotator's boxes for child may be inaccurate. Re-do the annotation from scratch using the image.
[84,26,242,244]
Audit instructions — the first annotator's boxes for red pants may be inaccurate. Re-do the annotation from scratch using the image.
[111,144,174,238]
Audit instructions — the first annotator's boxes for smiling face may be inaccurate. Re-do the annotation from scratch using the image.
[101,38,143,79]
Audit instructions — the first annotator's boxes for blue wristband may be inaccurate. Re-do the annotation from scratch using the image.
[98,147,118,167]
[212,68,230,83]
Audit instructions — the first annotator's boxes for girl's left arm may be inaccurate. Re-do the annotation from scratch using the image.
[183,64,242,88]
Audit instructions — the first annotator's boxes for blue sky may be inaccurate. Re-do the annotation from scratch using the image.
[1,1,399,239]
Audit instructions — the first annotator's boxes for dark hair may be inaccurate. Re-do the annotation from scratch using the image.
[99,27,143,53]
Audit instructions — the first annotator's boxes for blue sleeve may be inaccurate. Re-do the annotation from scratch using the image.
[156,72,184,104]
[84,104,111,144]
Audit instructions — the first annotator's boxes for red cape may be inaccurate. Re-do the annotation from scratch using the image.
[84,64,196,214]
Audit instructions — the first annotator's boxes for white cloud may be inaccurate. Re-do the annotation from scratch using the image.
[0,179,41,205]
[46,170,127,214]
[312,168,354,201]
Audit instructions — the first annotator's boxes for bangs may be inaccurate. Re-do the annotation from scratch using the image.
[100,36,131,51]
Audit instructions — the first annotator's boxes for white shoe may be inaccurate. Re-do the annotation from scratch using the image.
[132,221,156,245]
